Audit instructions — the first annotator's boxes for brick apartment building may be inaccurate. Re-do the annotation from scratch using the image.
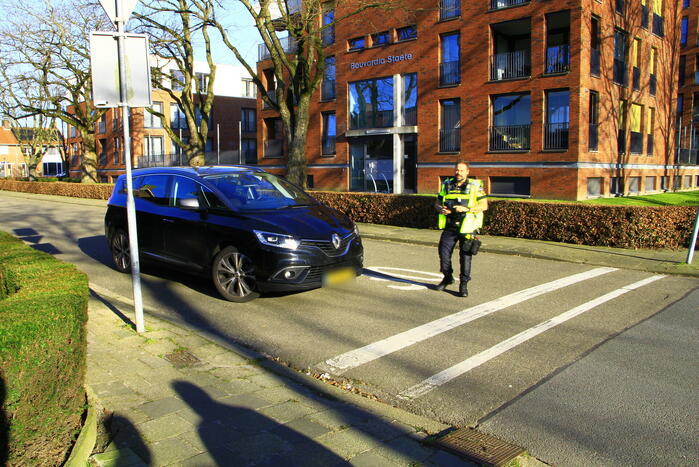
[678,0,699,171]
[65,62,257,182]
[257,0,699,199]
[0,120,63,178]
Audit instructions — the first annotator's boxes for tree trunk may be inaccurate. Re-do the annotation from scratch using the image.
[80,131,98,183]
[286,97,311,187]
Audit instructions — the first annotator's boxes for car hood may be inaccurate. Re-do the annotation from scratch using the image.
[243,204,354,240]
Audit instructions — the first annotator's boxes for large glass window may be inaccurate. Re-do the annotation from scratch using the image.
[589,91,599,151]
[322,112,336,155]
[171,70,184,91]
[144,102,163,128]
[242,139,257,165]
[545,90,569,150]
[614,29,628,85]
[322,56,336,100]
[397,25,417,41]
[681,16,689,46]
[403,73,418,126]
[490,93,531,151]
[439,99,460,152]
[440,0,460,20]
[170,104,187,129]
[440,32,460,86]
[349,77,394,129]
[144,136,164,162]
[322,8,335,46]
[630,103,643,153]
[242,108,256,132]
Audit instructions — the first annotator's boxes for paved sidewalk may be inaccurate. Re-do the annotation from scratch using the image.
[86,290,477,466]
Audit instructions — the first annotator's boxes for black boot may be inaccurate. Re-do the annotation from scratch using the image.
[458,281,469,297]
[435,276,454,291]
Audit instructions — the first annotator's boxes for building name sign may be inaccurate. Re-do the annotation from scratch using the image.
[349,53,414,70]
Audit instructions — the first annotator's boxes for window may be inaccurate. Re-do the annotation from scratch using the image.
[195,72,209,93]
[678,94,684,114]
[545,12,570,75]
[439,99,460,152]
[684,0,690,7]
[630,103,643,154]
[371,31,390,46]
[491,0,529,10]
[440,0,460,20]
[264,118,283,158]
[114,137,121,165]
[171,70,185,91]
[628,177,641,193]
[590,16,601,76]
[97,114,106,134]
[589,91,599,151]
[647,107,655,155]
[322,8,335,46]
[171,104,187,129]
[348,36,365,50]
[144,102,163,128]
[403,73,418,126]
[43,162,64,177]
[171,176,202,207]
[322,56,336,100]
[611,177,624,195]
[618,99,628,154]
[614,29,628,86]
[242,139,257,165]
[684,175,692,188]
[587,177,603,197]
[649,47,657,95]
[653,0,664,37]
[645,176,656,192]
[491,18,531,80]
[349,77,394,129]
[241,108,256,133]
[144,136,164,162]
[440,32,460,86]
[545,90,570,150]
[490,93,531,151]
[679,55,687,87]
[321,112,336,155]
[682,17,689,47]
[641,0,649,28]
[134,174,170,205]
[632,38,641,90]
[194,106,213,129]
[242,78,257,98]
[490,177,531,197]
[397,25,417,41]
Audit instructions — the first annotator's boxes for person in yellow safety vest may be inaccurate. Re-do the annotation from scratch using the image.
[435,160,488,297]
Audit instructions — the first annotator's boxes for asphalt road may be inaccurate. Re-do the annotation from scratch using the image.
[1,192,697,466]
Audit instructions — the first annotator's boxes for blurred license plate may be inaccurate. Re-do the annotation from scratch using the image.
[323,267,355,287]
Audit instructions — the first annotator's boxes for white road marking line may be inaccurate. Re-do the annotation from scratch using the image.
[318,267,617,374]
[398,274,665,400]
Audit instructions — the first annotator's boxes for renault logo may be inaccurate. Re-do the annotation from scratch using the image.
[331,233,341,249]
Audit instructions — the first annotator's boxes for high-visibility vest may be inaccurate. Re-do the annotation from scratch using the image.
[437,179,485,234]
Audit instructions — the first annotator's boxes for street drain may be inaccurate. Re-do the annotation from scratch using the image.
[435,427,524,466]
[164,350,201,367]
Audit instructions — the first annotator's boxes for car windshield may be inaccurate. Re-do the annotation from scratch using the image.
[204,171,316,210]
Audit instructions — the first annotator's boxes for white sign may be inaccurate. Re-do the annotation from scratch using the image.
[350,53,414,70]
[90,32,152,108]
[98,0,139,26]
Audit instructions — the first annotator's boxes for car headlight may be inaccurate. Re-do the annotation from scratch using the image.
[254,230,300,250]
[353,223,360,237]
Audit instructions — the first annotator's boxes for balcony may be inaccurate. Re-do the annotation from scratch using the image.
[590,49,600,76]
[589,123,599,151]
[439,128,460,152]
[258,36,296,61]
[321,79,335,100]
[544,122,569,150]
[613,59,627,86]
[489,125,531,151]
[545,45,570,74]
[633,67,640,91]
[440,0,460,20]
[653,14,664,37]
[650,74,657,95]
[630,131,643,154]
[641,5,649,28]
[264,139,283,158]
[490,0,528,10]
[647,134,654,155]
[440,60,460,86]
[491,50,530,80]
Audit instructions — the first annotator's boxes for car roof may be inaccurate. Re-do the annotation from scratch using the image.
[119,165,266,179]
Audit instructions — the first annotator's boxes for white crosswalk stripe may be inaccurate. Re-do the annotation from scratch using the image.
[318,267,617,374]
[398,274,666,400]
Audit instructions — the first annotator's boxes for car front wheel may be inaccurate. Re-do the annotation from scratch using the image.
[110,229,131,273]
[212,246,260,302]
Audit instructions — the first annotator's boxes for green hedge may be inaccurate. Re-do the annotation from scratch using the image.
[0,231,89,466]
[0,180,695,249]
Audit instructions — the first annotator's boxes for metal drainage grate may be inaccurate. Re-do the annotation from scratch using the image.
[435,427,525,467]
[164,350,201,368]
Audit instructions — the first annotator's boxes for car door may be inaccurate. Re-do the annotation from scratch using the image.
[133,174,171,256]
[161,175,209,271]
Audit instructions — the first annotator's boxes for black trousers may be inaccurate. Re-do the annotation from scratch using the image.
[438,228,472,283]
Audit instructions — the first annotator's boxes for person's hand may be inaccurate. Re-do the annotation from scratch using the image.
[453,205,468,213]
[440,207,451,215]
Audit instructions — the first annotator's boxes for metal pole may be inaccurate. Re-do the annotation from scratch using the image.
[178,127,182,166]
[216,123,220,165]
[687,208,699,263]
[238,121,242,165]
[116,0,145,333]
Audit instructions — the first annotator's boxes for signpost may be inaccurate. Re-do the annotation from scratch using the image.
[91,0,148,332]
[687,208,699,264]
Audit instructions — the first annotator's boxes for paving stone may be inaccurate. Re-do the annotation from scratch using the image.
[217,393,273,411]
[370,436,435,465]
[259,400,318,424]
[277,417,331,440]
[177,447,246,467]
[247,373,285,388]
[286,441,349,467]
[307,409,369,431]
[91,447,148,467]
[208,351,250,367]
[137,354,171,369]
[178,422,241,452]
[140,329,180,340]
[423,449,477,466]
[317,428,382,459]
[191,343,228,359]
[175,372,225,388]
[352,419,408,442]
[136,413,194,443]
[99,394,148,412]
[137,397,190,418]
[226,432,292,463]
[140,340,179,357]
[256,385,313,405]
[210,366,263,383]
[348,450,404,467]
[149,436,202,465]
[91,381,136,398]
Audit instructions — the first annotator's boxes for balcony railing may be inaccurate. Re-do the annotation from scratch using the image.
[647,134,654,155]
[613,59,627,86]
[403,107,417,126]
[544,122,569,150]
[322,136,336,155]
[491,50,531,81]
[633,66,640,90]
[321,79,336,100]
[653,14,664,37]
[650,74,657,95]
[641,5,649,28]
[545,45,570,74]
[617,130,626,154]
[440,0,460,20]
[440,60,460,86]
[589,123,599,151]
[258,36,296,61]
[264,139,283,158]
[489,124,531,151]
[590,49,600,76]
[439,128,460,152]
[490,0,528,10]
[630,131,643,154]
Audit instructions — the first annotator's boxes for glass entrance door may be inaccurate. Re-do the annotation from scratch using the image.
[350,142,366,191]
[350,136,394,192]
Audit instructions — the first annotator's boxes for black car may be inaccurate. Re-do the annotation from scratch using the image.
[104,166,363,302]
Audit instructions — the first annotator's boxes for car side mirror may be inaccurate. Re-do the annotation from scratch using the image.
[177,197,203,211]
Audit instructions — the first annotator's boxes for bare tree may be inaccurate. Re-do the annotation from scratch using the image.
[132,0,218,166]
[0,0,110,183]
[211,0,398,187]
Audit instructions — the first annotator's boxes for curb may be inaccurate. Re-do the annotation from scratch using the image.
[64,387,98,467]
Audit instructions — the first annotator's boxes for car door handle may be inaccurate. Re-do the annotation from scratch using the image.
[162,218,175,223]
